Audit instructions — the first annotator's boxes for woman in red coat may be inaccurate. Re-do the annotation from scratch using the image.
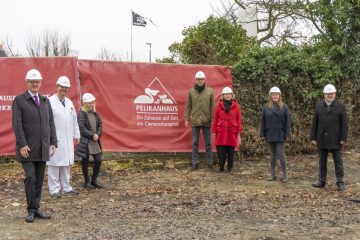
[212,87,243,172]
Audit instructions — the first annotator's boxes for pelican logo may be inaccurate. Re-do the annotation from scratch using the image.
[134,78,176,104]
[134,77,179,127]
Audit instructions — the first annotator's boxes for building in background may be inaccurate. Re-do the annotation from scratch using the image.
[238,6,258,38]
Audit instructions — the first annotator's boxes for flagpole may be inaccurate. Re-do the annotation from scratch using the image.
[131,11,133,62]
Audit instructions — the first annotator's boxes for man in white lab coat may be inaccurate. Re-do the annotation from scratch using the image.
[47,76,80,199]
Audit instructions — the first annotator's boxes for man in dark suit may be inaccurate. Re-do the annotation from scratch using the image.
[310,84,348,191]
[12,68,57,222]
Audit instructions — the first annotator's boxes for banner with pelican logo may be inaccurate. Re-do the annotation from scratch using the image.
[78,60,232,152]
[0,58,232,155]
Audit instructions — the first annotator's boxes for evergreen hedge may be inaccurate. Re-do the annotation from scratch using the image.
[232,44,356,155]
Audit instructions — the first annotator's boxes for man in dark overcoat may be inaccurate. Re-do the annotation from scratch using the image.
[310,84,348,191]
[12,68,57,222]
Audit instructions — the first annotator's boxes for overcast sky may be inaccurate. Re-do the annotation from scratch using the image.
[0,0,218,62]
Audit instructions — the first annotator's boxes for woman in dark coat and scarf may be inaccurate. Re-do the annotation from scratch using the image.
[76,93,104,189]
[260,86,291,183]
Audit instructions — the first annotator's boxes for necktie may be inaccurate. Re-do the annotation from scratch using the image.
[60,99,65,107]
[34,96,40,107]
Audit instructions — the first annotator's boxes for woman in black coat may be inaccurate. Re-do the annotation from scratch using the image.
[76,93,103,189]
[260,86,291,183]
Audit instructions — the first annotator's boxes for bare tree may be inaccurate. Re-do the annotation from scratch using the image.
[216,0,319,46]
[60,35,72,56]
[26,33,41,57]
[0,44,6,57]
[0,33,20,56]
[26,30,74,57]
[42,30,51,56]
[96,47,122,61]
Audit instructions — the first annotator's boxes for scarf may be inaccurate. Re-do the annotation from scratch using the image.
[195,83,206,93]
[223,100,232,113]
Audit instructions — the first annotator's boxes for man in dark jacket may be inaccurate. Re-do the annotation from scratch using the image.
[12,69,57,222]
[310,84,348,191]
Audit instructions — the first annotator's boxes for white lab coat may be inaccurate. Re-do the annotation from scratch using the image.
[47,94,80,166]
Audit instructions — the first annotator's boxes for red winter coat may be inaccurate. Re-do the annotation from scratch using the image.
[212,100,243,147]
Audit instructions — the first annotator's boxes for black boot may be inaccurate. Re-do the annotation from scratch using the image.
[217,158,224,172]
[268,157,276,181]
[83,182,95,189]
[82,158,91,188]
[312,181,326,188]
[192,163,199,170]
[337,181,345,191]
[217,149,226,173]
[280,159,288,183]
[91,161,103,188]
[91,182,104,189]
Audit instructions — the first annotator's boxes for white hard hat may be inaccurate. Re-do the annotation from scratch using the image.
[269,86,281,95]
[222,87,233,94]
[25,69,42,80]
[323,84,336,93]
[56,76,71,87]
[82,93,96,103]
[195,71,206,79]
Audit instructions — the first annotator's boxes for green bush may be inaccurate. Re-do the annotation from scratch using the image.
[232,44,348,155]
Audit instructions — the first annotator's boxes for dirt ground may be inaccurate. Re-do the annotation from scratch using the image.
[1,150,360,240]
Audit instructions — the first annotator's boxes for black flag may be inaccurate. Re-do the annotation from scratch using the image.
[132,11,147,27]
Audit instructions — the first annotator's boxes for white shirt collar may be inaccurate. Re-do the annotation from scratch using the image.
[325,99,333,106]
[28,90,38,98]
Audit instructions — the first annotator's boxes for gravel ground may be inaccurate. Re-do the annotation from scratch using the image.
[1,150,360,240]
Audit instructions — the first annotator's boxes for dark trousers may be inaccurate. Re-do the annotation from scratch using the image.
[267,142,287,178]
[318,148,344,184]
[82,153,102,183]
[192,126,212,165]
[21,161,46,212]
[216,146,235,171]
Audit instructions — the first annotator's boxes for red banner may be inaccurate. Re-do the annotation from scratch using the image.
[0,57,79,156]
[0,58,232,155]
[78,61,232,152]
